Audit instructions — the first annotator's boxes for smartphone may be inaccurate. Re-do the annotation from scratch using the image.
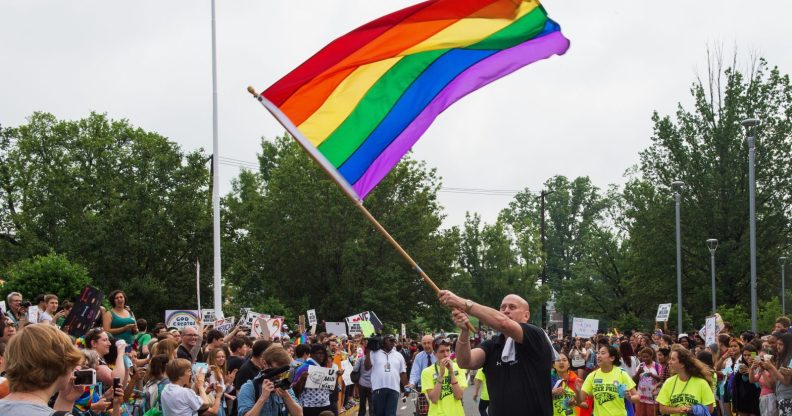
[112,377,121,390]
[73,369,97,386]
[192,362,209,375]
[125,345,133,353]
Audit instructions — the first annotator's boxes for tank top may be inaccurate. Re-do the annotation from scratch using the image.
[110,309,136,344]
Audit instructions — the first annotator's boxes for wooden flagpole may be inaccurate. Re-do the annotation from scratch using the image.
[248,87,474,331]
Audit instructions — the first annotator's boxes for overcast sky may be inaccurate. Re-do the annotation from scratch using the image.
[2,1,789,229]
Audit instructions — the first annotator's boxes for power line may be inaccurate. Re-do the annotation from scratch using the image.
[215,157,523,196]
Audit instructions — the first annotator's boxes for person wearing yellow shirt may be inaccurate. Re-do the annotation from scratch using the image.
[421,337,467,416]
[472,370,489,416]
[656,345,715,416]
[576,344,639,416]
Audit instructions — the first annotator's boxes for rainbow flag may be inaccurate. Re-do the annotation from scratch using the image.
[257,0,569,200]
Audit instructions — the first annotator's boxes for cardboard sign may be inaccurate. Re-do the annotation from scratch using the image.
[306,366,337,390]
[28,305,40,323]
[359,321,376,337]
[307,309,317,326]
[571,317,599,338]
[62,286,104,337]
[401,323,406,339]
[326,322,347,337]
[345,311,382,335]
[656,304,672,322]
[165,310,200,330]
[241,311,265,328]
[252,316,283,339]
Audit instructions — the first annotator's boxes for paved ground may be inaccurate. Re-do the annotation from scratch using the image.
[342,386,481,416]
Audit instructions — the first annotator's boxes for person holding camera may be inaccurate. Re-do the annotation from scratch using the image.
[103,290,137,345]
[4,293,30,329]
[420,336,466,416]
[237,345,303,416]
[364,334,407,416]
[161,358,222,416]
[0,324,85,415]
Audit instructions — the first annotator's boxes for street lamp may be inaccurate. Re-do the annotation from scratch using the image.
[707,239,718,313]
[672,180,685,333]
[782,257,788,315]
[742,117,760,332]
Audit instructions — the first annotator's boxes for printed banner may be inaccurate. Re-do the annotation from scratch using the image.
[306,366,338,390]
[165,310,200,330]
[202,309,217,323]
[345,311,382,335]
[656,304,672,322]
[63,286,104,338]
[571,317,599,338]
[214,318,235,335]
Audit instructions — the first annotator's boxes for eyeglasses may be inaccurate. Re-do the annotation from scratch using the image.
[433,337,452,346]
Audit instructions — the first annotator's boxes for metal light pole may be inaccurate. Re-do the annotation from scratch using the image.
[742,118,760,332]
[707,239,718,314]
[781,257,788,315]
[672,180,685,333]
[211,0,223,317]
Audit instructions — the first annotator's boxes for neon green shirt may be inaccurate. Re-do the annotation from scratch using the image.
[474,370,489,401]
[656,375,715,416]
[421,362,467,416]
[581,367,636,416]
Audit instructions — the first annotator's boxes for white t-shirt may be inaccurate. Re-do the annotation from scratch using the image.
[370,349,406,392]
[161,383,203,416]
[38,311,53,324]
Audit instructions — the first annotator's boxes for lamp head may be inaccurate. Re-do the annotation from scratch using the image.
[707,238,718,251]
[782,257,789,265]
[671,181,685,191]
[741,118,760,128]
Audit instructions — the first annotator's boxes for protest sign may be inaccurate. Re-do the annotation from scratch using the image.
[572,317,599,338]
[165,310,200,330]
[0,301,5,314]
[253,316,283,339]
[341,359,354,385]
[62,286,104,337]
[306,366,337,390]
[241,311,264,328]
[202,309,217,323]
[359,321,375,337]
[704,316,718,346]
[401,323,406,339]
[326,322,347,337]
[656,304,672,322]
[28,305,40,323]
[307,309,317,326]
[214,318,235,335]
[346,311,382,335]
[368,311,384,331]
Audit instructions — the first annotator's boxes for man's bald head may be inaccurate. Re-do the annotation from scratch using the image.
[421,335,434,353]
[500,294,530,323]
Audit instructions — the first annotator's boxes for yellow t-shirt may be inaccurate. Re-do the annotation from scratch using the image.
[656,375,715,416]
[581,367,636,416]
[552,378,577,416]
[421,362,468,416]
[474,370,489,401]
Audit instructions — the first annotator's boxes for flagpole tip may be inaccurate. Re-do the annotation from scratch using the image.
[247,86,258,96]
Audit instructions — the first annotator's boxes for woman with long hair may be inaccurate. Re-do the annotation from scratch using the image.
[620,340,640,377]
[657,344,715,415]
[569,338,587,378]
[576,345,640,416]
[756,332,792,415]
[142,354,170,413]
[207,347,234,416]
[716,336,743,416]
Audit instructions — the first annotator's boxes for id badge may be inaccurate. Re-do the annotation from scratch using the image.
[385,362,391,372]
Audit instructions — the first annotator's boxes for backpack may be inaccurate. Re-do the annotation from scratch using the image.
[143,382,166,416]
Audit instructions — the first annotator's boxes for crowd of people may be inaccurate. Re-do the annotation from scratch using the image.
[1,287,792,416]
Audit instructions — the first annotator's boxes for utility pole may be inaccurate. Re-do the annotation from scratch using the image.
[540,189,554,329]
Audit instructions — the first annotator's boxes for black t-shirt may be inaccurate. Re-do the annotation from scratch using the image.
[176,344,204,363]
[227,355,246,374]
[234,358,262,393]
[477,322,553,416]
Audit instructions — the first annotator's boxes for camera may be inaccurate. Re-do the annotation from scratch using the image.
[73,369,97,386]
[366,335,383,352]
[256,365,292,390]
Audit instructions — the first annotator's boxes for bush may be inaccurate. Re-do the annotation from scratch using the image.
[2,252,91,302]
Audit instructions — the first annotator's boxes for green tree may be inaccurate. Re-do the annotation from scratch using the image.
[0,112,213,322]
[622,56,792,330]
[2,252,91,302]
[222,134,458,329]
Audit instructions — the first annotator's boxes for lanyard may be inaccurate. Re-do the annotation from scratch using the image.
[671,376,691,397]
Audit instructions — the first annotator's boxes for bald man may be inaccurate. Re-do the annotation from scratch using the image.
[408,335,437,391]
[438,291,554,416]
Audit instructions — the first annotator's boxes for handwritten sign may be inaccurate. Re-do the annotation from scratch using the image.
[704,316,717,346]
[306,366,337,390]
[214,318,235,335]
[656,304,672,322]
[307,309,317,326]
[571,317,599,338]
[202,309,217,323]
[165,310,200,330]
[63,286,104,337]
[341,359,354,385]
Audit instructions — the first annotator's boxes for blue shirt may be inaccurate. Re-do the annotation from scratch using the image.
[237,377,299,416]
[409,350,436,387]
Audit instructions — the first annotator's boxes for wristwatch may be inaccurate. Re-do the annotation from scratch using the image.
[464,299,474,313]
